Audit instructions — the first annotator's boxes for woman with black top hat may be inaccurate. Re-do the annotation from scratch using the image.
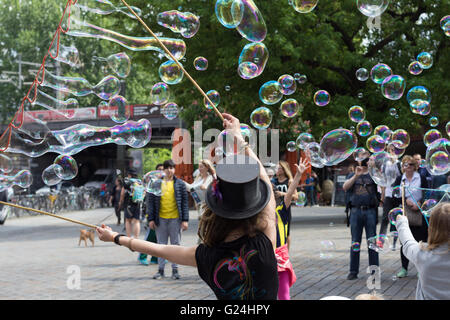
[96,113,279,300]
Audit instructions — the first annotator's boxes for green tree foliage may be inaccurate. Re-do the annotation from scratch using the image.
[141,147,171,173]
[1,0,448,153]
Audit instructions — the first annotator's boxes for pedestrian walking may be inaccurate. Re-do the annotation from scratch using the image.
[343,158,380,280]
[96,113,279,300]
[395,203,450,299]
[110,178,123,225]
[147,159,190,280]
[119,169,142,239]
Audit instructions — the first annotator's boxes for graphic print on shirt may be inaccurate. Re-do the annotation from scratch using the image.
[213,245,266,300]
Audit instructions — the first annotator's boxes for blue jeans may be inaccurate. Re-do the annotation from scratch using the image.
[349,207,379,275]
[306,188,315,206]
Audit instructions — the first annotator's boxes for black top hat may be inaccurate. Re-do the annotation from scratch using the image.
[205,155,271,220]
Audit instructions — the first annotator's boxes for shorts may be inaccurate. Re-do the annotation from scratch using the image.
[124,205,140,220]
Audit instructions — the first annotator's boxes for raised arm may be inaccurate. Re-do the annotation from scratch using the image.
[97,225,198,267]
[284,157,309,207]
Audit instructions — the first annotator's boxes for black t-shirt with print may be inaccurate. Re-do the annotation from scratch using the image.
[195,232,278,300]
[347,173,378,207]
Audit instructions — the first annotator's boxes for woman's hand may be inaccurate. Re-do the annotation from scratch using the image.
[222,113,244,143]
[294,157,310,177]
[96,224,118,242]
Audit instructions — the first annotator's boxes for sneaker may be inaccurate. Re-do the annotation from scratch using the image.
[347,273,358,280]
[150,259,158,265]
[397,268,408,278]
[153,270,164,279]
[138,257,149,266]
[172,269,180,280]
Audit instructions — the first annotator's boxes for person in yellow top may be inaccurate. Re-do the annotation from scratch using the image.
[147,160,189,280]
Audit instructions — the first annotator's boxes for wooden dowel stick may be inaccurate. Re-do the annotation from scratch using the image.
[0,201,97,229]
[401,183,406,215]
[119,0,225,123]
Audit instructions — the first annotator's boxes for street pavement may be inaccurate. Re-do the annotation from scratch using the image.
[0,205,418,300]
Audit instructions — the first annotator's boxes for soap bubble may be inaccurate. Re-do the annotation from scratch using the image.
[391,129,410,149]
[297,74,307,84]
[159,60,184,85]
[353,147,370,162]
[307,142,326,168]
[387,143,406,158]
[356,68,369,81]
[408,61,423,75]
[356,0,390,17]
[291,0,319,13]
[161,102,179,120]
[236,0,267,43]
[215,0,244,28]
[388,207,403,226]
[42,164,63,186]
[446,121,450,137]
[0,154,13,173]
[374,125,391,141]
[150,82,170,106]
[106,52,131,78]
[417,52,433,69]
[250,107,272,129]
[238,42,269,79]
[194,56,208,71]
[319,240,336,259]
[351,242,361,252]
[357,92,364,99]
[157,10,200,38]
[425,138,449,176]
[15,170,33,188]
[225,85,231,91]
[367,135,386,153]
[389,108,397,116]
[348,106,365,123]
[313,90,330,106]
[424,129,442,147]
[204,90,220,110]
[407,86,431,115]
[441,16,450,36]
[356,120,372,137]
[370,63,392,84]
[296,132,315,149]
[259,81,283,105]
[54,155,78,180]
[381,75,405,100]
[143,170,165,196]
[278,74,297,95]
[296,191,306,206]
[286,141,297,152]
[280,99,300,118]
[320,129,358,166]
[368,234,389,253]
[421,199,438,217]
[368,151,398,187]
[109,95,130,123]
[429,117,439,127]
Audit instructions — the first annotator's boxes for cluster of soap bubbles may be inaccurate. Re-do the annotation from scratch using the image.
[42,155,78,186]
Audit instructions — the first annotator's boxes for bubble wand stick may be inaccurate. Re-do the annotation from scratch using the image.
[401,183,406,215]
[119,0,225,123]
[0,201,97,229]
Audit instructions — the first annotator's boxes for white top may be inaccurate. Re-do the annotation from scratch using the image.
[401,172,422,203]
[185,174,214,203]
[397,215,450,300]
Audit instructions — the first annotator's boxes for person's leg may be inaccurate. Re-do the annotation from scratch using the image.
[125,219,132,238]
[349,209,363,278]
[131,218,140,239]
[365,209,379,268]
[155,218,169,276]
[379,197,393,235]
[277,271,290,300]
[139,228,151,261]
[114,206,121,225]
[148,228,159,264]
[168,218,182,277]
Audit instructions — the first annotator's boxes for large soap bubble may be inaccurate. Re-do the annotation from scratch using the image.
[367,135,386,153]
[54,155,78,180]
[424,129,442,147]
[161,102,179,120]
[278,75,297,95]
[368,151,398,187]
[391,129,410,149]
[150,82,170,106]
[42,164,63,186]
[280,99,300,118]
[143,170,165,196]
[320,129,358,166]
[356,0,390,17]
[157,10,200,38]
[236,0,267,43]
[296,133,315,149]
[109,95,130,124]
[348,106,365,123]
[306,142,326,168]
[425,138,449,176]
[250,107,272,129]
[204,90,220,110]
[159,60,184,85]
[407,86,431,115]
[215,0,244,28]
[259,81,283,105]
[381,75,405,100]
[370,63,392,84]
[291,0,319,13]
[238,42,269,80]
[353,147,370,162]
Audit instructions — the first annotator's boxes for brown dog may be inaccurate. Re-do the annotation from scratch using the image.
[79,229,95,247]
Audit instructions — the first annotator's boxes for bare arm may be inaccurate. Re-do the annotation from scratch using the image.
[343,166,364,191]
[284,157,309,207]
[96,226,198,267]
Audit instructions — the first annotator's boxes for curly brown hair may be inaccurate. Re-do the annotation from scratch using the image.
[197,204,266,247]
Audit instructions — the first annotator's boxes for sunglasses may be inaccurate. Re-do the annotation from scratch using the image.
[402,163,415,168]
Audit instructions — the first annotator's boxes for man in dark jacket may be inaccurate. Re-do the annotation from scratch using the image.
[147,160,189,280]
